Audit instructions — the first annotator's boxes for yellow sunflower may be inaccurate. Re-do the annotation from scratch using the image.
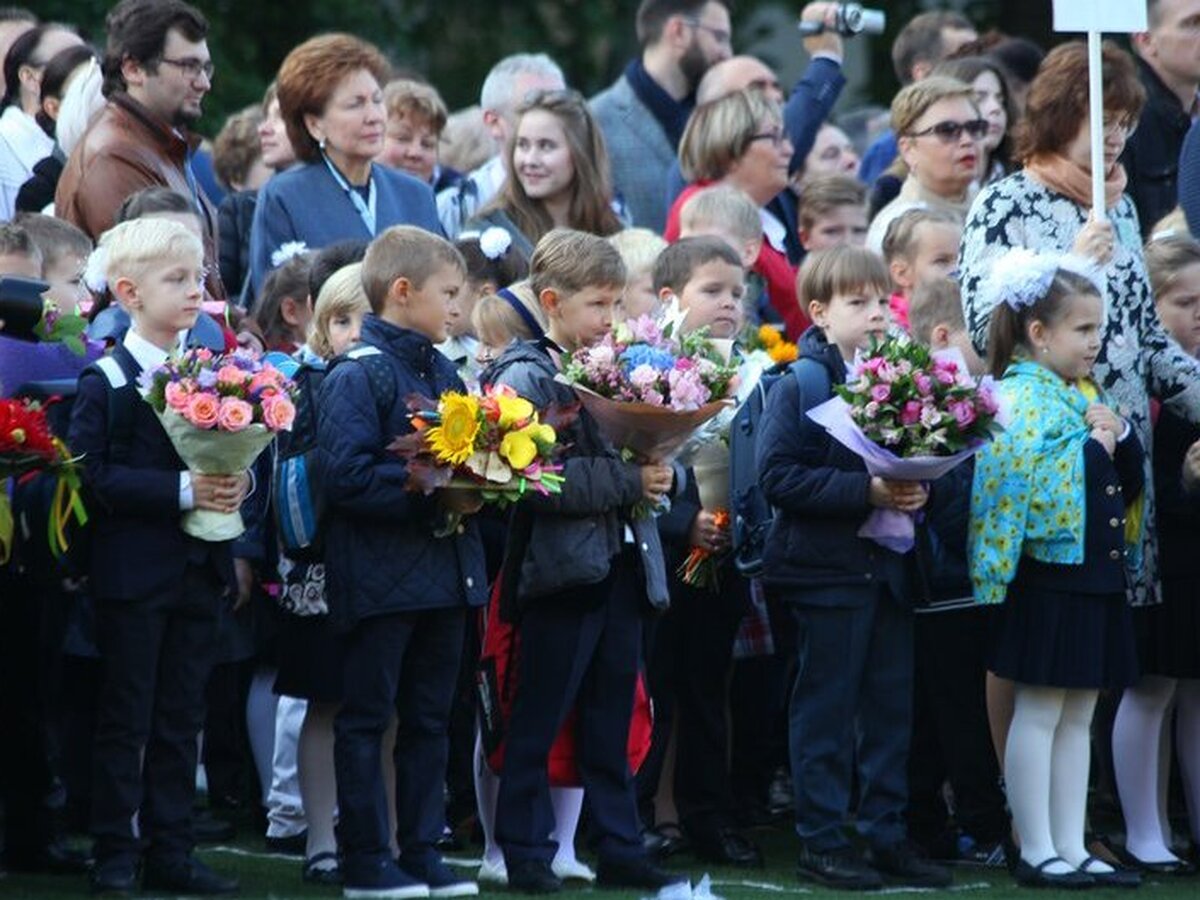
[427,393,481,465]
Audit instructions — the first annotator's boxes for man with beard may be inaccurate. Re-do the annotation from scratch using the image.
[591,0,732,232]
[55,0,225,301]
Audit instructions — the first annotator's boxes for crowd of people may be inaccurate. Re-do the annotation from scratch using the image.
[4,0,1200,898]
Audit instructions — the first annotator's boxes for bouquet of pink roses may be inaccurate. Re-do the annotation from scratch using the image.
[559,313,737,461]
[142,348,297,541]
[807,334,1002,552]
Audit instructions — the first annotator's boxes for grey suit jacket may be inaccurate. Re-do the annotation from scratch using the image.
[590,74,675,234]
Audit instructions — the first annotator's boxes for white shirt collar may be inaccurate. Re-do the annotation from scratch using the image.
[760,207,788,254]
[123,328,182,373]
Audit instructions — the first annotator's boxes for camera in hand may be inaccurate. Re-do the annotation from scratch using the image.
[0,275,50,342]
[798,3,886,37]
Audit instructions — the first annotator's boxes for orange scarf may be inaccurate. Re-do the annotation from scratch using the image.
[1025,153,1128,211]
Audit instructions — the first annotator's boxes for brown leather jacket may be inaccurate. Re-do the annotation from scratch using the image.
[55,92,226,301]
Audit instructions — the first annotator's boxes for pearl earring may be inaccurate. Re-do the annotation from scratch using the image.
[318,136,326,150]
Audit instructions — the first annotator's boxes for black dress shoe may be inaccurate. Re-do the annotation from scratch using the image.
[264,831,307,856]
[796,845,883,891]
[596,856,685,890]
[642,822,689,859]
[1119,848,1197,876]
[7,838,94,874]
[143,856,239,895]
[1079,856,1142,888]
[870,841,953,888]
[89,861,138,896]
[1013,856,1094,889]
[689,826,763,867]
[507,859,562,894]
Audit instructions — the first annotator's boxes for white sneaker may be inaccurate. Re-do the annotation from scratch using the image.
[476,857,508,886]
[552,858,596,882]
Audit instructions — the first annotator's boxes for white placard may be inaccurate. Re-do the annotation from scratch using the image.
[1053,0,1147,33]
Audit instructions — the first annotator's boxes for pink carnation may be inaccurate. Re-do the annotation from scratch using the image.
[262,394,296,432]
[217,396,254,432]
[185,393,220,429]
[164,380,191,412]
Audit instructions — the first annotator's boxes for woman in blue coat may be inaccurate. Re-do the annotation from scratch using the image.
[248,33,441,297]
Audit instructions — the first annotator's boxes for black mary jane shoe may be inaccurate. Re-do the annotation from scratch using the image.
[1013,856,1094,889]
[1119,849,1197,877]
[302,852,343,885]
[1079,856,1141,888]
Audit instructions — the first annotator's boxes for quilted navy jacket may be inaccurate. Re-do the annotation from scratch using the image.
[318,315,487,631]
[755,327,907,601]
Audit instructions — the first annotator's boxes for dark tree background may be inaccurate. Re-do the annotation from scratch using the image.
[37,0,1067,137]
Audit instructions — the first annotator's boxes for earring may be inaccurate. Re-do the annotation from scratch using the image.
[318,136,326,150]
[1041,346,1049,354]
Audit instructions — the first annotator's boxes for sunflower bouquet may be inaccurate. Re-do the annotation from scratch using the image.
[389,384,575,507]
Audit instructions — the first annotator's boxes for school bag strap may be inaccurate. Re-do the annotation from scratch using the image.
[88,348,141,464]
[338,343,399,416]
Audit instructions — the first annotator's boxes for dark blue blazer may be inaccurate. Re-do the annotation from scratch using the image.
[248,161,442,296]
[67,345,234,600]
[1154,408,1200,582]
[755,327,907,602]
[1014,435,1144,595]
[317,316,487,631]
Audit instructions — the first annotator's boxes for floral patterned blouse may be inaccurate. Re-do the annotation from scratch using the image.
[959,169,1200,606]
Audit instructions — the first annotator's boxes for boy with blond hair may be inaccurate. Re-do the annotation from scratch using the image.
[318,225,487,899]
[607,227,668,321]
[69,218,248,896]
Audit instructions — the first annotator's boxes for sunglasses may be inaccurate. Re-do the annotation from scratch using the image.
[907,118,989,143]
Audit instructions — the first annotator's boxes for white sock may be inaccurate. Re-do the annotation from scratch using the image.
[550,788,585,868]
[1174,680,1200,845]
[474,731,504,867]
[1006,686,1074,874]
[1051,690,1103,871]
[1113,676,1180,863]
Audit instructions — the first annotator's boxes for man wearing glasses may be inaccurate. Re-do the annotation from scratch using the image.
[591,0,732,233]
[55,0,225,305]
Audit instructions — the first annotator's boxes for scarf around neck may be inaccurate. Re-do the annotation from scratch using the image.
[1025,153,1128,211]
[968,360,1140,605]
[624,57,694,148]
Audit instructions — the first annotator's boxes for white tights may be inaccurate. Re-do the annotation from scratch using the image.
[1005,685,1105,875]
[474,731,583,869]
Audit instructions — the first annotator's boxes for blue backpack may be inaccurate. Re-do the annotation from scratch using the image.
[729,356,830,577]
[271,346,396,560]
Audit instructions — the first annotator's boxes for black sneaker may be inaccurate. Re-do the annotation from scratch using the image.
[795,844,884,891]
[506,860,561,895]
[142,856,239,895]
[595,856,686,891]
[870,841,953,888]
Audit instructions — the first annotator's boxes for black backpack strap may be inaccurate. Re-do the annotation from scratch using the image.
[341,344,398,420]
[90,349,141,464]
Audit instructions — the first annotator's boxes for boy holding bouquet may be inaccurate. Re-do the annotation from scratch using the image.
[754,247,949,890]
[317,225,487,900]
[68,218,246,896]
[487,229,679,894]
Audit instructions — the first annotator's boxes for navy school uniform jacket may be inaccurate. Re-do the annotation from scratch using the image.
[754,326,907,602]
[67,344,235,600]
[1012,434,1144,595]
[317,315,487,632]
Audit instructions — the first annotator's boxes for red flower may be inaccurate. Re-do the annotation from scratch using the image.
[0,399,57,460]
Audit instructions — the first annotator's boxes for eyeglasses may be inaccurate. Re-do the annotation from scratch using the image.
[1103,116,1138,139]
[906,118,989,143]
[682,17,732,47]
[749,128,788,148]
[158,57,215,81]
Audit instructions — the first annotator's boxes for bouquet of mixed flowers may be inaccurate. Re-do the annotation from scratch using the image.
[389,383,574,508]
[807,334,1002,552]
[0,398,86,563]
[559,313,738,462]
[142,348,297,541]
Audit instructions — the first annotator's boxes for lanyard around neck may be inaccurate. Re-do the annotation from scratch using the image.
[322,152,377,236]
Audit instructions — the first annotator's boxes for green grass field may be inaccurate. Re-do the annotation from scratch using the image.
[6,821,1200,900]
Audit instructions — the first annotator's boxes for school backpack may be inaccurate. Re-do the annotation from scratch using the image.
[271,345,396,560]
[729,356,830,577]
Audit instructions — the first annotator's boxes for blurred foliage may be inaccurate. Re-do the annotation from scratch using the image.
[39,0,1060,137]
